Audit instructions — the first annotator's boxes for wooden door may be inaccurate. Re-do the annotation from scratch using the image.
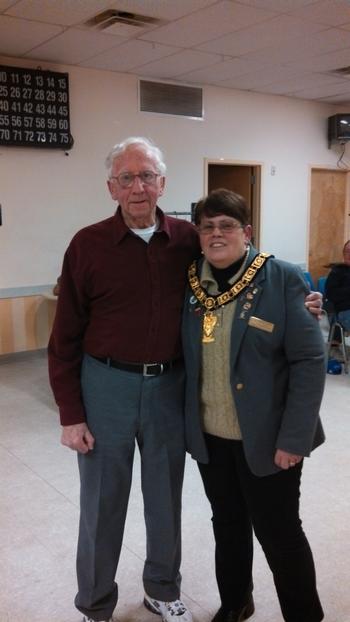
[309,169,348,284]
[208,164,260,247]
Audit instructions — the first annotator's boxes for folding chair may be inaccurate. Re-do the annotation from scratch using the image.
[327,316,349,374]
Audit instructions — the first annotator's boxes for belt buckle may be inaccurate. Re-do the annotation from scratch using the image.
[143,363,163,377]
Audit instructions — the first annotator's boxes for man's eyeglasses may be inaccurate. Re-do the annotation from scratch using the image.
[197,221,245,234]
[111,171,160,188]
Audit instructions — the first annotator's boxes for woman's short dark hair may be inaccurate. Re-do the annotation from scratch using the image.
[194,188,250,226]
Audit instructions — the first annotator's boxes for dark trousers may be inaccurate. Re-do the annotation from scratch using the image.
[198,435,324,622]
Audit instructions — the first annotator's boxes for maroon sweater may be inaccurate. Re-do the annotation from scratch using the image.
[48,207,200,426]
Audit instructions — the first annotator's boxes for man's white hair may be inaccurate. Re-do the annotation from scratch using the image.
[105,136,167,178]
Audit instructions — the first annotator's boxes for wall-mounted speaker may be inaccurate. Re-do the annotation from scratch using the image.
[328,113,350,148]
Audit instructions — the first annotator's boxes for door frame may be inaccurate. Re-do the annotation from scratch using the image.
[204,157,263,249]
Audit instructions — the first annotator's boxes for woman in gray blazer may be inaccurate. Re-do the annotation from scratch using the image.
[182,189,326,622]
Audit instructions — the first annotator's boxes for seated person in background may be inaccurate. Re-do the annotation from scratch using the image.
[325,239,350,331]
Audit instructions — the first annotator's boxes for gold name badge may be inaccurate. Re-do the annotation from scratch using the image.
[248,316,275,333]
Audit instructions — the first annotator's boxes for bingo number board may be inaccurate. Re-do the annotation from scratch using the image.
[0,65,74,149]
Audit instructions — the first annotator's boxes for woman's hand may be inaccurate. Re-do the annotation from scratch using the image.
[305,291,322,317]
[274,449,303,470]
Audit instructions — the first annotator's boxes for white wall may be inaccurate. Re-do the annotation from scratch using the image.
[0,54,343,289]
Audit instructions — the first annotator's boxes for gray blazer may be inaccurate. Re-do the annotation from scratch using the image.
[182,246,326,476]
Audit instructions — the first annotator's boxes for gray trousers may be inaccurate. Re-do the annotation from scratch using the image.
[74,355,186,621]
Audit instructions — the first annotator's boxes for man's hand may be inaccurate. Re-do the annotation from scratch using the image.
[305,291,322,317]
[274,449,302,470]
[61,422,95,454]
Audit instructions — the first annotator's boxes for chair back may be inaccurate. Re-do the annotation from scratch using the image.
[317,276,327,295]
[303,271,315,290]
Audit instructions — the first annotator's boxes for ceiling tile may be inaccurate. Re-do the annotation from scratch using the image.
[133,49,220,79]
[300,26,350,53]
[0,15,62,56]
[287,47,350,72]
[1,0,350,105]
[289,0,350,27]
[240,35,315,64]
[177,57,264,84]
[5,0,111,26]
[291,80,350,99]
[100,0,218,20]
[4,0,219,25]
[320,92,350,103]
[234,0,318,10]
[338,22,350,31]
[79,40,179,72]
[0,0,18,10]
[141,0,277,47]
[242,27,350,64]
[24,28,124,64]
[255,72,347,95]
[196,14,325,56]
[217,65,306,89]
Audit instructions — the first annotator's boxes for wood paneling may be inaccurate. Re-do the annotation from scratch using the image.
[0,295,56,355]
[0,299,15,354]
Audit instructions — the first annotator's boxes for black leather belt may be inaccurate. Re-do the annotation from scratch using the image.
[91,355,179,377]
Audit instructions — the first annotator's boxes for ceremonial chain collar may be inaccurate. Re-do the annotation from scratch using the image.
[188,251,271,310]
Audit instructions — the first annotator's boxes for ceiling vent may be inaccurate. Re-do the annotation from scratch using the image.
[84,9,165,35]
[139,80,203,119]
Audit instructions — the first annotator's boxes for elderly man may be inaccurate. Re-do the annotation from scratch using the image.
[48,137,321,622]
[49,137,199,622]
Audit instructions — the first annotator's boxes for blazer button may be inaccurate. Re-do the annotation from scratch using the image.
[236,383,244,390]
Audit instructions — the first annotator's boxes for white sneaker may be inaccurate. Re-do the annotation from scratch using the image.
[83,617,113,622]
[144,593,193,622]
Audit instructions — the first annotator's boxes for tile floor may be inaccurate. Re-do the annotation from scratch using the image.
[0,349,349,622]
